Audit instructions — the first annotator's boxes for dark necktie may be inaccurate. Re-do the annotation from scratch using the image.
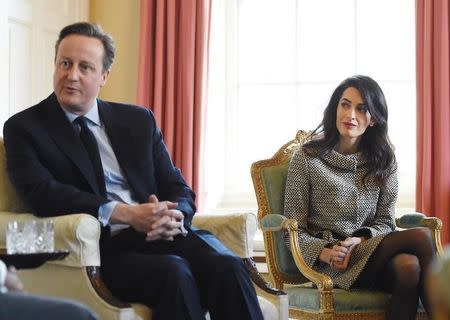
[74,116,106,197]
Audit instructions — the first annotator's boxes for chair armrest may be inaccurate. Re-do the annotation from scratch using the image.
[260,214,289,231]
[396,212,442,230]
[261,214,334,292]
[396,212,444,256]
[396,212,427,228]
[192,212,257,258]
[0,212,100,267]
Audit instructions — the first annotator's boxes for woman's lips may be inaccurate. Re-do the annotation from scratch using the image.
[343,122,356,128]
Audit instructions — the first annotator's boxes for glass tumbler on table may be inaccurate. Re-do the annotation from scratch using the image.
[6,220,54,254]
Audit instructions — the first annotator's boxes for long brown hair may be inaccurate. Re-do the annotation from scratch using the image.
[304,75,396,188]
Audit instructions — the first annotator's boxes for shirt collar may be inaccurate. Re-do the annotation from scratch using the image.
[61,100,101,127]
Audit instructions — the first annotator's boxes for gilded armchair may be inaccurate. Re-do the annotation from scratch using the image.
[250,130,443,320]
[0,138,287,320]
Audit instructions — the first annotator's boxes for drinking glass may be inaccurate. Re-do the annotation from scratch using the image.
[34,220,54,253]
[6,220,55,254]
[6,221,37,254]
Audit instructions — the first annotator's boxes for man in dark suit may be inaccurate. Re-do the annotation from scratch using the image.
[3,22,263,320]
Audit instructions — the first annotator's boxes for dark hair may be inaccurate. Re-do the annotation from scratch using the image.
[55,22,115,71]
[304,75,396,188]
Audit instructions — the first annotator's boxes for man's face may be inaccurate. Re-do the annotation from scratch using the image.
[53,34,109,114]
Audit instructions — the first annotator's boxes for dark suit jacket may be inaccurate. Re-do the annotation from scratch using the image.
[3,93,196,229]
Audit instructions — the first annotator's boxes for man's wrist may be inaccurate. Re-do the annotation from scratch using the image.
[111,203,132,225]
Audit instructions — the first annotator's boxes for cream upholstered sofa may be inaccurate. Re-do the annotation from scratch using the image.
[0,139,288,320]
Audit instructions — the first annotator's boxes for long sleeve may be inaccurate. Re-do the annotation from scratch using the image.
[3,115,109,217]
[148,111,196,225]
[284,147,330,267]
[354,163,398,237]
[283,146,398,289]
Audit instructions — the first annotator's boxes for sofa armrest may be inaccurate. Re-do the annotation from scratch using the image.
[192,212,257,258]
[0,212,100,267]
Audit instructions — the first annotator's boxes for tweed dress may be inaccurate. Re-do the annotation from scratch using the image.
[284,146,398,290]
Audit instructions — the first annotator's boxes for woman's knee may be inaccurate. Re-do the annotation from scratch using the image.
[407,227,434,248]
[391,254,421,287]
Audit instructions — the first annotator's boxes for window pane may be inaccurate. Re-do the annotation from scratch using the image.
[297,0,355,81]
[381,81,416,206]
[296,82,338,130]
[238,0,297,83]
[205,0,416,211]
[357,0,415,80]
[227,85,297,197]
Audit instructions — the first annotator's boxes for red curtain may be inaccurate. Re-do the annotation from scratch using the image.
[416,0,450,243]
[137,0,211,210]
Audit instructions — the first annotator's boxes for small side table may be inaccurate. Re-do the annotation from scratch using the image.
[0,249,69,269]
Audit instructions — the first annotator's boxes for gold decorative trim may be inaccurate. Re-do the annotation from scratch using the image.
[421,217,444,256]
[250,130,310,289]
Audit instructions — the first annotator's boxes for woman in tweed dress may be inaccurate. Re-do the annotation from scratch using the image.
[284,75,436,319]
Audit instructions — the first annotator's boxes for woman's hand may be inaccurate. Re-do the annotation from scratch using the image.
[328,244,350,271]
[319,244,348,269]
[331,237,364,271]
[319,237,365,271]
[340,236,363,248]
[5,266,24,292]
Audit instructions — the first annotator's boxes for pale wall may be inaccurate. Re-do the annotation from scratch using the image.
[89,0,140,104]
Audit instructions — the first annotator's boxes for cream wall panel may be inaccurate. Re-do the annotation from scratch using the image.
[0,0,88,132]
[90,0,140,105]
[0,4,8,128]
[8,21,32,115]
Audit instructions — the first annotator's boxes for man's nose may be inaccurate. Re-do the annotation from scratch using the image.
[66,66,79,80]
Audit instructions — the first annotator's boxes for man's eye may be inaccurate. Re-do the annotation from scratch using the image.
[80,64,93,72]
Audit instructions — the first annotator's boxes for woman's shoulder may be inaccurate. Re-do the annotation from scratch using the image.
[290,143,327,172]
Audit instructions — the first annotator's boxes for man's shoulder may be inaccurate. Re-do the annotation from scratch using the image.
[6,95,53,125]
[98,99,154,119]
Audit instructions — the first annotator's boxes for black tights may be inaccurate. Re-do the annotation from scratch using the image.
[353,228,436,320]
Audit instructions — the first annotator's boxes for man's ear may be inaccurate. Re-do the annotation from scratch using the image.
[100,69,110,87]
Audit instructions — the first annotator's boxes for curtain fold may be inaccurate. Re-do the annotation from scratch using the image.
[416,0,450,243]
[137,0,211,210]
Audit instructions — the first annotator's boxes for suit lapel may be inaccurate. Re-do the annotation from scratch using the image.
[40,94,101,194]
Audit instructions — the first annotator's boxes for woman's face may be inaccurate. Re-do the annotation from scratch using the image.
[335,87,373,147]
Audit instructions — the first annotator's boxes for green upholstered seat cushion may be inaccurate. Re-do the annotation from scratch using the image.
[285,287,424,313]
[286,287,388,312]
